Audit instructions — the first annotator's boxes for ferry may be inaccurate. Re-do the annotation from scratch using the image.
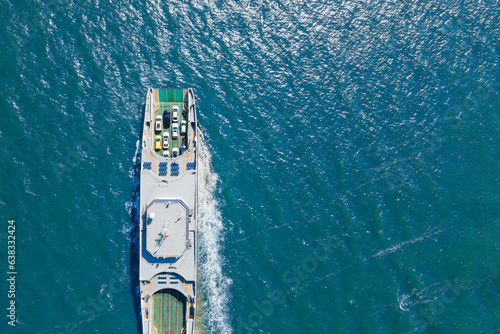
[139,88,198,334]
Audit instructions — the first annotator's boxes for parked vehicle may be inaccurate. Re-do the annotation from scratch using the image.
[180,120,187,135]
[163,110,170,127]
[163,131,170,149]
[172,123,179,139]
[172,105,179,123]
[155,116,162,131]
[155,135,161,150]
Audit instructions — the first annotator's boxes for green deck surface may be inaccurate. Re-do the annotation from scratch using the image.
[167,89,174,102]
[175,89,184,102]
[162,89,185,103]
[159,89,167,103]
[152,289,186,334]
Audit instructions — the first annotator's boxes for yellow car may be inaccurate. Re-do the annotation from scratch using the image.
[155,135,161,150]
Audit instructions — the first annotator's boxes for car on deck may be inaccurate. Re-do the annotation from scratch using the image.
[172,105,179,123]
[172,123,179,139]
[155,116,162,131]
[180,120,186,135]
[163,131,170,149]
[155,135,161,150]
[163,110,170,127]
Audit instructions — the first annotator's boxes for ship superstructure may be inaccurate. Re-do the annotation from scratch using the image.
[139,88,198,334]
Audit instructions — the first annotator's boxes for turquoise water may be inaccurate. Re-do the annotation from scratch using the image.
[1,0,499,333]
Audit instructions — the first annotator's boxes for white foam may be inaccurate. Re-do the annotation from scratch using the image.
[397,293,412,311]
[132,139,140,164]
[370,229,443,259]
[197,130,233,334]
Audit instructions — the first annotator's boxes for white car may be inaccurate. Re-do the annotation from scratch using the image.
[172,148,179,157]
[172,123,179,139]
[163,131,170,149]
[155,116,162,131]
[180,120,186,135]
[163,150,170,158]
[172,105,179,123]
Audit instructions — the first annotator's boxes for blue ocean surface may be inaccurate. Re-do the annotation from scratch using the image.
[0,0,499,333]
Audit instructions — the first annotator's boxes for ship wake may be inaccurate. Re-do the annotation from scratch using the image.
[197,130,233,334]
